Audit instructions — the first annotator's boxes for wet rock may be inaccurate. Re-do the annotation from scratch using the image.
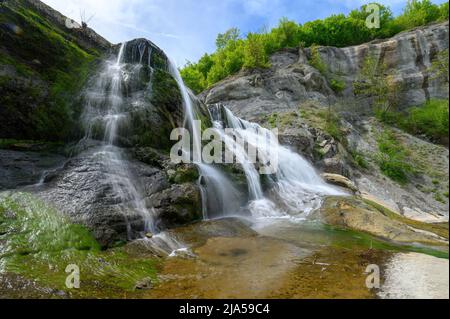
[149,183,202,231]
[0,149,66,190]
[165,217,257,248]
[35,147,152,247]
[322,173,358,193]
[314,196,449,246]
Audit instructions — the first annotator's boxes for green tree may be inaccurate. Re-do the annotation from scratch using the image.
[243,33,269,69]
[180,62,206,94]
[353,53,401,114]
[216,28,240,50]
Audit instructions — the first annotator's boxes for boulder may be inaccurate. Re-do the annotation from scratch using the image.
[321,173,358,193]
[315,196,448,247]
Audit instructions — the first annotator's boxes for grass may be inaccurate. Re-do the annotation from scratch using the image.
[349,148,369,169]
[376,99,449,145]
[375,130,414,184]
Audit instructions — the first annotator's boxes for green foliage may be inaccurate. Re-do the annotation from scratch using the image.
[310,45,327,75]
[181,1,448,93]
[402,99,449,143]
[429,49,449,83]
[375,130,414,184]
[216,28,240,50]
[318,110,346,143]
[349,148,369,169]
[330,78,346,93]
[243,32,269,69]
[354,53,401,113]
[395,0,443,29]
[376,99,449,144]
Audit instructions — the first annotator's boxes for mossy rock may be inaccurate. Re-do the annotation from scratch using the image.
[0,192,161,298]
[0,0,104,141]
[315,196,449,248]
[168,164,200,184]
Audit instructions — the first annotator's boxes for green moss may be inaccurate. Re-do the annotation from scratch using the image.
[0,192,160,297]
[0,1,101,141]
[169,166,200,184]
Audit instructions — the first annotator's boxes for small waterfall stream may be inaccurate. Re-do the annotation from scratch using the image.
[81,42,155,238]
[210,104,343,220]
[168,63,243,219]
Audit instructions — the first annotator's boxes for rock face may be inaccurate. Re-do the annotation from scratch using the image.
[0,0,111,141]
[0,2,205,247]
[201,22,449,120]
[320,22,449,107]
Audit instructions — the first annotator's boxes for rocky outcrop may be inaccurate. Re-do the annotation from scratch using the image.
[320,21,449,107]
[0,0,110,141]
[0,2,206,247]
[315,196,448,246]
[201,22,449,121]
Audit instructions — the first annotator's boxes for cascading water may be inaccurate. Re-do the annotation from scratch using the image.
[80,42,155,237]
[167,56,342,221]
[209,104,344,220]
[168,62,243,219]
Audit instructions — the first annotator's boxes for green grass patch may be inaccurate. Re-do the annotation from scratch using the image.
[375,130,414,184]
[377,99,449,145]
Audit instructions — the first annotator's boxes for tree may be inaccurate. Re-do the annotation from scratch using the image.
[353,53,401,114]
[243,33,269,69]
[396,0,441,29]
[216,28,240,50]
[180,62,206,94]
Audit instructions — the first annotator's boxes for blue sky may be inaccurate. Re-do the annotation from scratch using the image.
[42,0,447,66]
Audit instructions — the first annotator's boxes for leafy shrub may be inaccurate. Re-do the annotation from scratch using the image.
[377,99,449,145]
[375,130,414,184]
[402,99,449,144]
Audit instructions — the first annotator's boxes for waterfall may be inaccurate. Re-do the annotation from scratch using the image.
[168,56,342,221]
[215,105,343,219]
[80,41,155,237]
[168,62,243,219]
